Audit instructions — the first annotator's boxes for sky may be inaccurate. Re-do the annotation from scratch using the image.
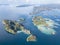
[0,0,60,6]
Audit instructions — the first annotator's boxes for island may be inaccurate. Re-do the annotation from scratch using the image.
[32,16,58,35]
[2,19,37,42]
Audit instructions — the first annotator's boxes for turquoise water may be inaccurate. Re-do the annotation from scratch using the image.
[0,6,60,45]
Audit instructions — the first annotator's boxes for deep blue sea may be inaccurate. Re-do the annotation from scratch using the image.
[0,5,60,45]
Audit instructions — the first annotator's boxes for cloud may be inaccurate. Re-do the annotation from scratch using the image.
[0,0,60,6]
[0,0,8,4]
[29,0,60,4]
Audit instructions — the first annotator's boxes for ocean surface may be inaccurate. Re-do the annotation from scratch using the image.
[0,5,60,45]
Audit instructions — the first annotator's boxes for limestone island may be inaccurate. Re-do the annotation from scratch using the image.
[27,34,37,42]
[32,16,58,35]
[2,20,31,35]
[2,19,37,42]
